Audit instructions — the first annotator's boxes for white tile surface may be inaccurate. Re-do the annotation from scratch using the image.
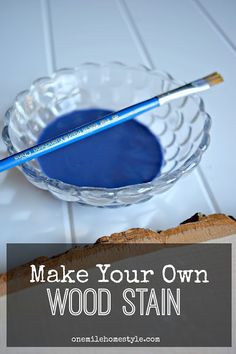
[197,0,236,51]
[0,169,71,271]
[49,0,139,67]
[124,0,236,215]
[0,0,48,116]
[0,0,235,247]
[0,0,234,255]
[0,0,72,272]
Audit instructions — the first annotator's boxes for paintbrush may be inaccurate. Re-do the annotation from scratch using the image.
[0,72,223,173]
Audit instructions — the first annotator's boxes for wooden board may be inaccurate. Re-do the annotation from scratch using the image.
[1,213,235,296]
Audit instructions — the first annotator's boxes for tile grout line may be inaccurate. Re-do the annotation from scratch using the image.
[195,167,221,213]
[40,0,75,243]
[192,0,236,213]
[193,0,236,56]
[117,0,219,214]
[116,0,155,69]
[40,0,56,75]
[62,202,77,244]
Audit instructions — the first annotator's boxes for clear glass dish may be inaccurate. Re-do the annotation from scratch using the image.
[2,62,211,207]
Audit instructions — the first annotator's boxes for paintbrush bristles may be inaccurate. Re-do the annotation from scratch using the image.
[203,72,224,86]
[158,71,224,106]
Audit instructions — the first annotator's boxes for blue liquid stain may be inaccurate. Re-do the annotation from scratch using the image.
[37,109,163,188]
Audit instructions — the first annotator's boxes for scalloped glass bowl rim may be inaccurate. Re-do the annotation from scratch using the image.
[2,63,211,194]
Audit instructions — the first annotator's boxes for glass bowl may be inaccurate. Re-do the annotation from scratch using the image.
[2,62,211,207]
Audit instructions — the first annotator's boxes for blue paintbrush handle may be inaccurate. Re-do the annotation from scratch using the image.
[0,97,159,173]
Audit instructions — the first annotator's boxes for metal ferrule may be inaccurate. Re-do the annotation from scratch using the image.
[158,81,210,105]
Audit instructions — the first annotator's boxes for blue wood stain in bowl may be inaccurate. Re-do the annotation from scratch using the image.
[37,109,163,188]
